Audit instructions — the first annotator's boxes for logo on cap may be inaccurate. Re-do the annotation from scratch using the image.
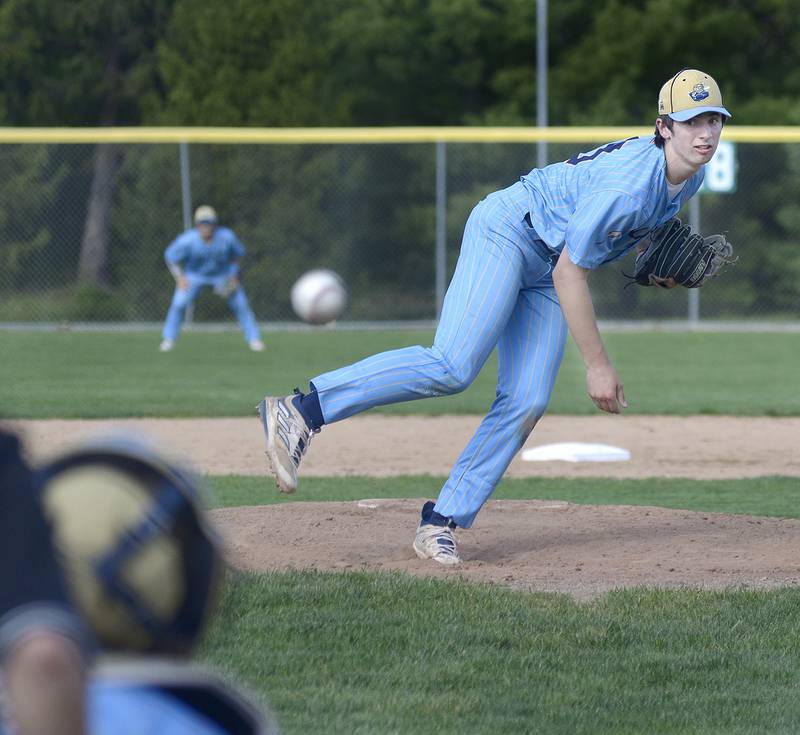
[689,83,710,102]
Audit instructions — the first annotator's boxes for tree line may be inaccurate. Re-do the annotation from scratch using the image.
[0,0,799,320]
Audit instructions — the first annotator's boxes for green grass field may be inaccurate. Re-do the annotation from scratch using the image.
[7,328,800,733]
[1,328,799,417]
[202,575,800,734]
[206,474,800,520]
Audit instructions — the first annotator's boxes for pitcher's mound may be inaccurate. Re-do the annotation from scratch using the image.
[211,499,800,600]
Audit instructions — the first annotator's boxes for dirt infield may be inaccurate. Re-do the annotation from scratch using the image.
[12,415,800,599]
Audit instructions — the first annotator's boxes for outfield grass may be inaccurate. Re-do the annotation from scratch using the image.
[6,326,800,733]
[201,571,800,734]
[206,474,800,520]
[2,328,799,417]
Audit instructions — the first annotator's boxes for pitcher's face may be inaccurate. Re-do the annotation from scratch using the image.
[667,112,724,168]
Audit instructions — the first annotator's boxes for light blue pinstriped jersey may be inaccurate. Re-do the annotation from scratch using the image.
[307,134,709,530]
[164,226,245,279]
[521,136,704,269]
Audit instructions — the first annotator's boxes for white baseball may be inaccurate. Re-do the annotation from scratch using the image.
[290,269,348,325]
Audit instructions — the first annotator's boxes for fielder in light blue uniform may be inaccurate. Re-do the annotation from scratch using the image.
[258,68,731,565]
[160,205,264,352]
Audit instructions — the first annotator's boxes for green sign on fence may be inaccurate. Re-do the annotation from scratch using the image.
[701,140,736,193]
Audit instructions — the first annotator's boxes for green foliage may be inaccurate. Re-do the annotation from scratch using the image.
[546,0,800,126]
[3,2,800,316]
[0,0,173,126]
[68,282,127,321]
[202,572,800,734]
[0,145,67,292]
[37,0,794,130]
[154,0,536,127]
[155,0,350,126]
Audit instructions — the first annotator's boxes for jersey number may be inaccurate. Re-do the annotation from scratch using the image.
[567,137,636,165]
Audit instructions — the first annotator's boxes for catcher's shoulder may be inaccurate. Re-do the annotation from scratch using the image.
[92,659,278,733]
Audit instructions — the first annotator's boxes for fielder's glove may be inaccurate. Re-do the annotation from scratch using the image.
[627,218,736,288]
[213,276,239,298]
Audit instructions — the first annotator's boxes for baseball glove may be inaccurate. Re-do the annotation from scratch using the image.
[213,276,239,298]
[627,218,736,288]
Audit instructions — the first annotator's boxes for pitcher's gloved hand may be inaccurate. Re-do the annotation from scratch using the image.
[628,218,735,288]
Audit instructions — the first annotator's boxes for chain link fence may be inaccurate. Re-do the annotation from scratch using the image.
[1,130,799,327]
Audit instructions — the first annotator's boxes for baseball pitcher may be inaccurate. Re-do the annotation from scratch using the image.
[257,68,734,565]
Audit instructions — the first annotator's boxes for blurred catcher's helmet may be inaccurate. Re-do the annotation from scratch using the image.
[35,435,225,655]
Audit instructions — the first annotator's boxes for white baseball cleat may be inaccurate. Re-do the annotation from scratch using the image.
[159,339,175,352]
[249,339,265,352]
[413,521,461,566]
[256,395,316,493]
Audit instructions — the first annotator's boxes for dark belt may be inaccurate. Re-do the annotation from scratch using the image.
[523,212,559,267]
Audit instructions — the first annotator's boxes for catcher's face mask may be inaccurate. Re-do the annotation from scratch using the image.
[36,435,225,656]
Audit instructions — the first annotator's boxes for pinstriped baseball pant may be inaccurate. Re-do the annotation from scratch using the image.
[162,276,261,343]
[312,183,568,528]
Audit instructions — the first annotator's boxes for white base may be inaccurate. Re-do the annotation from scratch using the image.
[521,442,631,463]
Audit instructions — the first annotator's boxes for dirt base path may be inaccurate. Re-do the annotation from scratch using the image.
[10,415,800,599]
[12,414,800,479]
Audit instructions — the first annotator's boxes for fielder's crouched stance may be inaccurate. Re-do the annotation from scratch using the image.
[160,205,265,353]
[257,68,734,565]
